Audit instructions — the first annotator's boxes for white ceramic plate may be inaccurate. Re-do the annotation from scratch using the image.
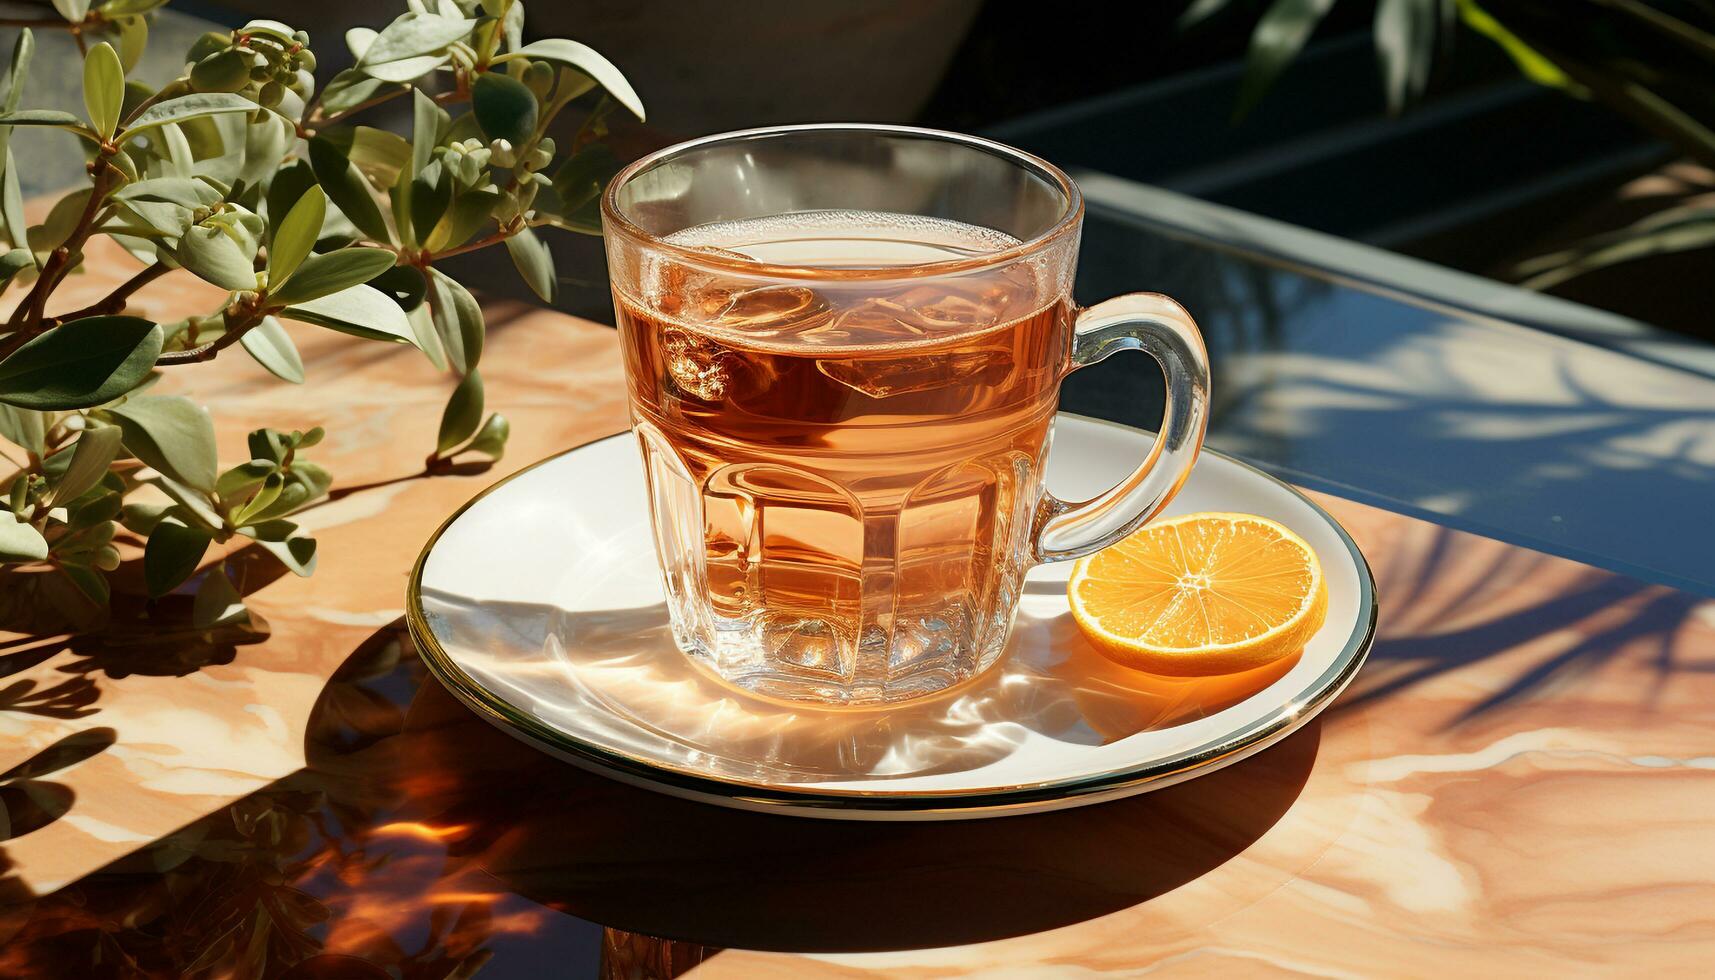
[408,414,1376,820]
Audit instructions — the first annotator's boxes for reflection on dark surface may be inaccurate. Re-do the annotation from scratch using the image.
[1070,212,1715,597]
[0,622,1318,976]
[403,680,1317,952]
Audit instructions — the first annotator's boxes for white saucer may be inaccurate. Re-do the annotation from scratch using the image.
[407,414,1376,820]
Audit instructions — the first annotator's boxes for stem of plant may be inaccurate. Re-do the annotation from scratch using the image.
[0,160,116,355]
[47,263,169,326]
[424,222,522,262]
[154,304,266,366]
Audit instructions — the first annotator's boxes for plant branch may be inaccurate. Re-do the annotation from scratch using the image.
[1,161,116,356]
[48,263,169,325]
[303,87,407,134]
[0,16,77,28]
[154,309,265,366]
[425,222,521,262]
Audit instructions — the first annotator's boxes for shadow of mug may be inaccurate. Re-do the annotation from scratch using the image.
[395,680,1321,953]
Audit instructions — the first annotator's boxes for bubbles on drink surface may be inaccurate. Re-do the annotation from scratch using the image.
[637,211,1044,400]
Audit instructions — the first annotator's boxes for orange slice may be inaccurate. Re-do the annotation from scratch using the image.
[1068,512,1327,676]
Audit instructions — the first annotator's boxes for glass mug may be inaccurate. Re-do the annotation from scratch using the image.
[603,125,1209,706]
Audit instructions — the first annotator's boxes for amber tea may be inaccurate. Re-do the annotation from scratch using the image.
[618,212,1070,702]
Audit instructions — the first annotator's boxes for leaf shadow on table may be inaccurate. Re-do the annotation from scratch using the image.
[1335,524,1709,729]
[0,728,114,845]
[0,543,297,725]
[398,678,1321,953]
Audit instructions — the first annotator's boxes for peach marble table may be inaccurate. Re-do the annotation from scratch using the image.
[2,250,1714,977]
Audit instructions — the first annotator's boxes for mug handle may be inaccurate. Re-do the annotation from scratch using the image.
[1034,293,1211,562]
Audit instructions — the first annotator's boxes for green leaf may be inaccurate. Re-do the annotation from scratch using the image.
[68,492,121,531]
[1,151,25,263]
[101,0,171,13]
[265,160,317,230]
[397,89,450,246]
[29,187,92,255]
[267,186,325,289]
[318,125,412,189]
[372,263,428,312]
[1454,0,1571,89]
[411,89,448,181]
[239,316,304,383]
[430,189,500,252]
[318,69,401,115]
[48,424,123,507]
[408,162,453,246]
[1178,0,1236,29]
[245,478,308,523]
[82,42,124,140]
[504,226,555,302]
[1515,206,1715,290]
[405,303,446,370]
[118,79,151,120]
[0,247,31,293]
[355,12,476,83]
[120,94,254,140]
[192,561,245,627]
[53,0,91,21]
[551,143,616,216]
[231,470,284,526]
[427,267,483,373]
[116,15,149,74]
[472,71,537,146]
[248,428,287,464]
[436,370,484,454]
[465,412,508,461]
[281,283,419,347]
[1374,0,1437,113]
[346,26,376,59]
[149,474,223,531]
[2,30,35,115]
[121,501,171,536]
[308,135,392,245]
[500,0,525,50]
[541,144,615,233]
[112,176,223,208]
[0,316,162,411]
[238,116,294,189]
[216,458,276,501]
[0,404,45,453]
[58,562,109,605]
[144,518,212,597]
[1235,0,1338,118]
[0,512,48,562]
[270,247,397,306]
[288,459,331,500]
[239,519,316,576]
[104,395,218,492]
[0,109,91,133]
[503,39,645,120]
[239,19,297,43]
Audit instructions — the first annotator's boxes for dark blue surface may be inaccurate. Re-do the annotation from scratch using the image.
[1065,204,1715,597]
